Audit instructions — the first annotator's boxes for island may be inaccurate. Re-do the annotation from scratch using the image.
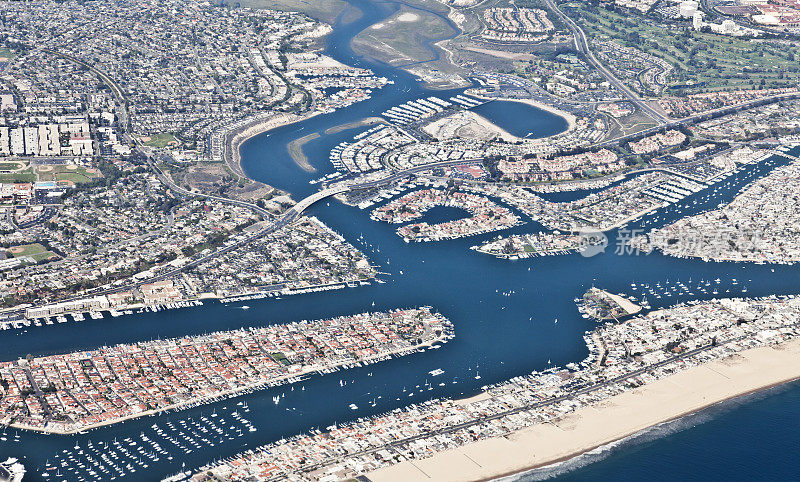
[579,287,643,321]
[0,308,453,434]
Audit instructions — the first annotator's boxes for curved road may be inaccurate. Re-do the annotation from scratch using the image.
[543,0,669,125]
[15,31,800,322]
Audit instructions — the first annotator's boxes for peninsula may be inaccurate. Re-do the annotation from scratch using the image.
[191,296,800,481]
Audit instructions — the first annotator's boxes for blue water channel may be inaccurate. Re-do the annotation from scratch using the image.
[2,1,800,479]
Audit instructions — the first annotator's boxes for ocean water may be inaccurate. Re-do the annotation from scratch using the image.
[519,381,800,481]
[1,1,799,480]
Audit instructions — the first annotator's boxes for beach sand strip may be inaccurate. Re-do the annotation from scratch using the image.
[367,337,800,482]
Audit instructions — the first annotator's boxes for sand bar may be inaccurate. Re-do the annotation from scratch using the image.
[287,132,321,172]
[367,337,800,482]
[325,117,385,135]
[228,111,319,178]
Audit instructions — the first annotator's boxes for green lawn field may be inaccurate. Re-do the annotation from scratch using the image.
[562,3,800,95]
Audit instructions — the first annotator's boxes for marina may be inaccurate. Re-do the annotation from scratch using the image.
[371,189,522,242]
[34,404,255,481]
[2,0,800,479]
[4,301,204,331]
[4,142,798,480]
[1,308,452,434]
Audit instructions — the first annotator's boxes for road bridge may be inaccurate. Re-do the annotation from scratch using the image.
[289,186,349,215]
[768,149,800,162]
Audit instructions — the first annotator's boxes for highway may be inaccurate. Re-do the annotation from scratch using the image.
[289,186,349,214]
[543,0,669,125]
[14,34,800,324]
[13,103,794,319]
[142,154,276,220]
[4,158,480,322]
[340,159,483,191]
[8,81,797,325]
[597,90,800,148]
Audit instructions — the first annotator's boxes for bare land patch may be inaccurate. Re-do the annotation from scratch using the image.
[219,0,346,24]
[423,110,519,142]
[287,132,320,172]
[165,161,284,203]
[352,5,466,88]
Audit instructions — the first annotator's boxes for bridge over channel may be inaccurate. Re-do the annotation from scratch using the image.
[769,149,800,163]
[289,186,350,215]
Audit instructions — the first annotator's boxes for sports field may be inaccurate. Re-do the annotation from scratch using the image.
[139,133,180,149]
[36,164,102,184]
[8,243,59,263]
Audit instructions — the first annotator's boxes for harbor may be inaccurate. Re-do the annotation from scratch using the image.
[4,141,797,479]
[192,295,800,480]
[1,308,452,434]
[371,189,522,242]
[2,0,800,479]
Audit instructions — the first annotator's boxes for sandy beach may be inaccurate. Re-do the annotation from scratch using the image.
[469,94,577,132]
[367,337,800,482]
[228,111,320,178]
[423,110,520,142]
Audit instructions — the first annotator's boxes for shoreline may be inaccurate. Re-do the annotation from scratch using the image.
[8,313,450,435]
[366,337,800,482]
[227,111,321,179]
[470,112,520,143]
[483,377,800,482]
[469,94,577,132]
[11,276,380,330]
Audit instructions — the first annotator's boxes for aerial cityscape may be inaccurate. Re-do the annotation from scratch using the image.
[1,0,800,481]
